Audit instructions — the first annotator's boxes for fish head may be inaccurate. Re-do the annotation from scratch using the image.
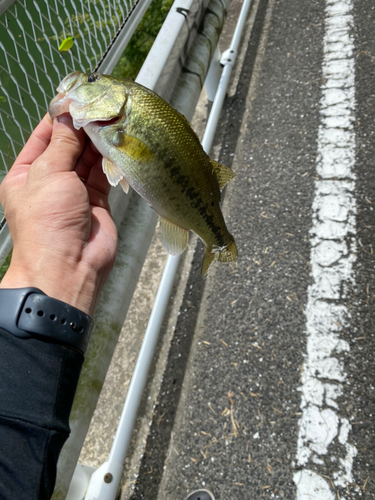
[49,71,128,129]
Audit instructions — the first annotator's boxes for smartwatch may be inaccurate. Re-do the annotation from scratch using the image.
[0,288,94,354]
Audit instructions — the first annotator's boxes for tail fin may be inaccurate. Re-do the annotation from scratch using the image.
[201,238,238,277]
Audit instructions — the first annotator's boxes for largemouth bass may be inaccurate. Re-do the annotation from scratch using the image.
[49,71,237,276]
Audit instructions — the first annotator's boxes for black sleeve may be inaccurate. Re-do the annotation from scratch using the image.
[0,327,84,500]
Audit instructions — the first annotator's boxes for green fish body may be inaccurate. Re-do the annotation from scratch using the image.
[49,72,237,276]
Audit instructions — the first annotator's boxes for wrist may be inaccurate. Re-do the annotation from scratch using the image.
[0,287,94,354]
[0,255,100,316]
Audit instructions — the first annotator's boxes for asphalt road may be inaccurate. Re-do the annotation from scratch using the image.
[120,0,375,498]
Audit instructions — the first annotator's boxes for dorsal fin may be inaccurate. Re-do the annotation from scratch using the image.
[211,159,235,191]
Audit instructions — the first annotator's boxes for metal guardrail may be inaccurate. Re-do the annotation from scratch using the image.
[81,2,253,498]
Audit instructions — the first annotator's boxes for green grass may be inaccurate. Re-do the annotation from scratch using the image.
[112,0,174,80]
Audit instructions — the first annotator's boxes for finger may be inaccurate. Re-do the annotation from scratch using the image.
[86,155,112,198]
[35,113,86,174]
[10,114,53,174]
[75,138,102,181]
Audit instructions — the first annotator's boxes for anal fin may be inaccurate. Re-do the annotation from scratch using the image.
[201,249,219,278]
[159,217,189,256]
[102,157,129,194]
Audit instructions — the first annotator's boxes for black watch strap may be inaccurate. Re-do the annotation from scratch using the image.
[0,288,94,354]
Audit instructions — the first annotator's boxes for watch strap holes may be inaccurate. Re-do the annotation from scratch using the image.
[69,322,84,333]
[2,288,93,354]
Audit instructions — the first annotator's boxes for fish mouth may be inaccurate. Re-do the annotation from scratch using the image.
[49,91,123,130]
[63,106,122,130]
[49,93,70,119]
[91,115,122,128]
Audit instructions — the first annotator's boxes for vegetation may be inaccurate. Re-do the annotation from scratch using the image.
[112,0,174,80]
[0,249,11,282]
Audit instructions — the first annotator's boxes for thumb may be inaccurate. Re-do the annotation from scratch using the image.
[36,114,86,175]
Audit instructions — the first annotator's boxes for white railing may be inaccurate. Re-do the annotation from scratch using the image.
[79,3,253,498]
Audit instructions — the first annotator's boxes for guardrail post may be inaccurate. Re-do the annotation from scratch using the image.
[205,44,222,101]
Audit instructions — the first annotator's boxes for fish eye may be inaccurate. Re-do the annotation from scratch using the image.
[87,73,99,83]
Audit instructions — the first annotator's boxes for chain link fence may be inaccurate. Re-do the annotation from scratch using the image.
[0,0,139,219]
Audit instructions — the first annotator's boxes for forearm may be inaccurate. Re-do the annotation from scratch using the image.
[0,282,93,500]
[0,327,83,499]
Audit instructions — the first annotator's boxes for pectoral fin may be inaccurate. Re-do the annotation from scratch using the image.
[102,157,129,193]
[159,217,189,256]
[211,159,235,191]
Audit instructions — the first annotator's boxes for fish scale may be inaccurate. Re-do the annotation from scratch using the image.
[49,71,238,276]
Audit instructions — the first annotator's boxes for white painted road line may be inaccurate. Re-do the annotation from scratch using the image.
[293,0,358,498]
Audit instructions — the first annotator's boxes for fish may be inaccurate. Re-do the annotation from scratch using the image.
[49,71,237,276]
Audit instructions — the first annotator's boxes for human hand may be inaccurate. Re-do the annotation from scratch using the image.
[0,113,118,316]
